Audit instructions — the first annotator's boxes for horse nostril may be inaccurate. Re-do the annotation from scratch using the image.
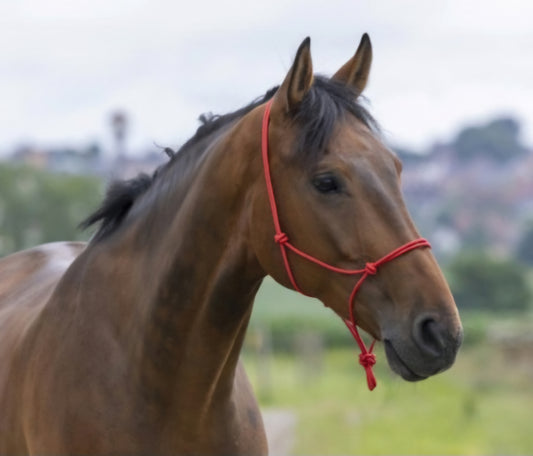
[413,315,445,357]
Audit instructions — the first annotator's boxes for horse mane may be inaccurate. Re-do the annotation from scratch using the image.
[81,77,377,241]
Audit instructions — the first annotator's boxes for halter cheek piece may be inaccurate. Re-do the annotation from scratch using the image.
[261,99,431,390]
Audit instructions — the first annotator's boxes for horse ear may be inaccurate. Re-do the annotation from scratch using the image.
[272,37,313,114]
[332,33,372,95]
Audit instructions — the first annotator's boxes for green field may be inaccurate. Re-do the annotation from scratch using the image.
[243,279,533,455]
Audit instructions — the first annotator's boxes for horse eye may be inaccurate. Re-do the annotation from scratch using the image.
[312,174,341,194]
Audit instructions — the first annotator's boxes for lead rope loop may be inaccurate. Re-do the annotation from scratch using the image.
[261,99,430,391]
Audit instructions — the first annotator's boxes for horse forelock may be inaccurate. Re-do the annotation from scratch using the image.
[293,76,379,162]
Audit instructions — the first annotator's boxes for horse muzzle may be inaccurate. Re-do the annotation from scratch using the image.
[383,313,463,381]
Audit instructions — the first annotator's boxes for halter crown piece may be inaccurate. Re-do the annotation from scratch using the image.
[261,99,431,390]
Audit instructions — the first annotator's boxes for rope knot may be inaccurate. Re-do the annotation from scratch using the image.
[365,262,378,275]
[359,352,376,369]
[274,232,289,245]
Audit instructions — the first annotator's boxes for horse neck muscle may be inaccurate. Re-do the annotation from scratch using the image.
[49,113,265,424]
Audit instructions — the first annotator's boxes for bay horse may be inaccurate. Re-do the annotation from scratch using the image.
[0,35,462,455]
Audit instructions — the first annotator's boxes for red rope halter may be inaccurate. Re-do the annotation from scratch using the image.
[261,99,431,390]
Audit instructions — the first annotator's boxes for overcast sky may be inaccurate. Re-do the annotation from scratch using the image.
[1,0,532,156]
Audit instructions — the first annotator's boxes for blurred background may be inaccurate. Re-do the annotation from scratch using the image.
[1,1,532,454]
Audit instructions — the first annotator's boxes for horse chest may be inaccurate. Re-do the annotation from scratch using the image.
[157,363,267,455]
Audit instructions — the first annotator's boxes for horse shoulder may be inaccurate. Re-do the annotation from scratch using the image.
[231,360,268,455]
[0,242,85,453]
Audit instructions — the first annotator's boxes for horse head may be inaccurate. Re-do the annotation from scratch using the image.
[250,35,463,382]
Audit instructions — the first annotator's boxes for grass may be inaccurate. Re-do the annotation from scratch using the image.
[243,278,533,455]
[242,345,533,455]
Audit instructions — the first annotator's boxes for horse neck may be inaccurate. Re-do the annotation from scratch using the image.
[75,112,266,417]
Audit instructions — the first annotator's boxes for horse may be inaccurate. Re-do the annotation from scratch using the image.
[0,34,463,455]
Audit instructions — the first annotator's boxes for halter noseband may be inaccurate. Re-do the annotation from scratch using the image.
[261,99,431,390]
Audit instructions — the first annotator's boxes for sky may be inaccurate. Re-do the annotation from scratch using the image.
[1,0,532,156]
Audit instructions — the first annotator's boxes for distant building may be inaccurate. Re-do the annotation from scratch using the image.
[5,143,166,179]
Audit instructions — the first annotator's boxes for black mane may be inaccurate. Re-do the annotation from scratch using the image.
[178,86,279,154]
[81,76,377,241]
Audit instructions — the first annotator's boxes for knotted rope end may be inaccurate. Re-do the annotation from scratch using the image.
[359,352,377,391]
[366,371,377,391]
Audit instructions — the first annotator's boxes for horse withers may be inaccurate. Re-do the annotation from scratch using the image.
[0,35,462,455]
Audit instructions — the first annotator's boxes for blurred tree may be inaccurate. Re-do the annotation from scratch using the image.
[516,222,533,266]
[0,164,102,257]
[453,117,526,163]
[446,251,532,312]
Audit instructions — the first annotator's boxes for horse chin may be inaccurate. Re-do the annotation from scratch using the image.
[383,340,430,382]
